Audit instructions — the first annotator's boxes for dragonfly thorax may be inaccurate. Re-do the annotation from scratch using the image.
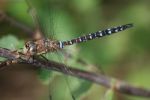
[23,39,61,56]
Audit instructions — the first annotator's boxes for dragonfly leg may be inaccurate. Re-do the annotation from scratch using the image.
[39,55,49,62]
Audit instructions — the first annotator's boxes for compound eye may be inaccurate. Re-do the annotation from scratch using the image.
[25,41,31,48]
[24,41,37,55]
[28,42,37,54]
[29,45,36,52]
[25,43,29,48]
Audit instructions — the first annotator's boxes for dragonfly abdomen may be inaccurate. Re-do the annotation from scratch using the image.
[60,23,133,48]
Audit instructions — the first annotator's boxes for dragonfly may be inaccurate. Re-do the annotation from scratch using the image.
[24,23,133,56]
[21,0,134,100]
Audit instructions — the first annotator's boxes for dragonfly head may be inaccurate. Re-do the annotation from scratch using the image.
[23,40,37,56]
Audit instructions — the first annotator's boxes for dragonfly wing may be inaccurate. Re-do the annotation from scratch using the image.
[25,0,55,40]
[25,0,45,40]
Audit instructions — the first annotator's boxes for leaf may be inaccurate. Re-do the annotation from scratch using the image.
[0,35,23,50]
[103,89,115,100]
[37,68,53,84]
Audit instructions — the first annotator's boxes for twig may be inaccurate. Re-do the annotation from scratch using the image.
[0,48,18,59]
[0,47,149,98]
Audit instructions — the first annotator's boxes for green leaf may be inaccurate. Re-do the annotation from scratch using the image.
[0,35,22,50]
[104,89,115,100]
[37,68,52,84]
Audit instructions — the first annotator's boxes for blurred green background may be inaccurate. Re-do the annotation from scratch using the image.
[0,0,150,100]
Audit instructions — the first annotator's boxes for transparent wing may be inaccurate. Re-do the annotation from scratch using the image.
[25,0,56,40]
